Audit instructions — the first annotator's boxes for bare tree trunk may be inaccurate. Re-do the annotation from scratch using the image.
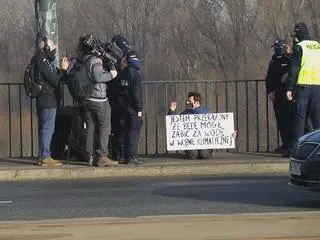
[35,0,59,64]
[307,0,320,39]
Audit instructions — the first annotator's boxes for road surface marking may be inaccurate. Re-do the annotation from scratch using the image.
[0,201,12,204]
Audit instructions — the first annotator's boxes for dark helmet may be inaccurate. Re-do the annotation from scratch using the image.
[293,22,309,41]
[271,38,286,57]
[271,39,286,48]
[111,35,130,56]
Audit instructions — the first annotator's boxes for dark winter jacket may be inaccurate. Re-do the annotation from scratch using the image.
[32,51,62,108]
[107,54,143,110]
[265,54,291,101]
[119,66,143,115]
[81,54,115,100]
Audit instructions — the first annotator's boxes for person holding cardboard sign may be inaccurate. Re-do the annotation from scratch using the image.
[168,92,214,159]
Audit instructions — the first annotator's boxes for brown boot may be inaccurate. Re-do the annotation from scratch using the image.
[41,157,63,167]
[96,156,118,167]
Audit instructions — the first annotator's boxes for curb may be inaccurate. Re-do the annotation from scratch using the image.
[0,162,289,181]
[1,211,319,225]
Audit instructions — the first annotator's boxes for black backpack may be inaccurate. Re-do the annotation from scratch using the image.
[65,56,95,101]
[23,61,43,99]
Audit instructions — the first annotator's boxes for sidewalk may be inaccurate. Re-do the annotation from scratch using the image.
[1,212,320,240]
[0,152,289,181]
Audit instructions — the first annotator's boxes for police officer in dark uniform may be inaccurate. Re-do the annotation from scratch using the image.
[118,50,144,165]
[107,36,132,161]
[287,22,320,150]
[106,76,125,161]
[266,39,294,153]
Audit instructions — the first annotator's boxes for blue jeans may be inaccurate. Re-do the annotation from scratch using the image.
[38,108,57,160]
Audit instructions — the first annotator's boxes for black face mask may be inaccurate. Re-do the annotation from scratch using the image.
[274,47,285,57]
[45,49,57,61]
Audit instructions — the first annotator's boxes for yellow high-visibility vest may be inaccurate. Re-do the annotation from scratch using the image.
[297,40,320,85]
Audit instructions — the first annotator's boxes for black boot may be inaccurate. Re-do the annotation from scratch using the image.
[281,148,292,158]
[127,158,145,165]
[118,146,126,164]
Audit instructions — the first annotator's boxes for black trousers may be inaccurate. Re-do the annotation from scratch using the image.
[293,85,320,145]
[80,100,110,159]
[273,99,295,148]
[124,114,142,160]
[109,105,125,159]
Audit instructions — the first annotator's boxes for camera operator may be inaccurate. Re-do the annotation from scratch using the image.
[75,34,118,167]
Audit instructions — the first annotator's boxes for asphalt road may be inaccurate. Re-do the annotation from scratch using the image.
[0,175,320,221]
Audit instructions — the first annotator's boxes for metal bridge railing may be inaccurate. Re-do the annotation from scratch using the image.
[0,80,279,158]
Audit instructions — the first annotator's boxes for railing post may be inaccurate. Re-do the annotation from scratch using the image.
[19,85,23,157]
[144,84,148,155]
[155,83,158,155]
[215,82,219,113]
[8,85,12,157]
[235,81,239,152]
[245,81,249,152]
[256,81,259,152]
[165,83,168,155]
[266,83,270,152]
[30,96,34,157]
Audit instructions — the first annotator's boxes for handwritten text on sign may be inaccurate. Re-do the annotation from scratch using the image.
[166,113,235,151]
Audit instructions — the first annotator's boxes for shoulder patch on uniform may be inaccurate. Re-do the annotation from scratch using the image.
[120,79,129,86]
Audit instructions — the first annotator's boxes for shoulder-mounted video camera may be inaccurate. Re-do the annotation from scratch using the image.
[79,34,124,70]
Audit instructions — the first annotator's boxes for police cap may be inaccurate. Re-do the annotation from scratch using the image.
[271,39,286,48]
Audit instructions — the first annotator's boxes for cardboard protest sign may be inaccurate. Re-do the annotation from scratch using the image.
[166,112,235,151]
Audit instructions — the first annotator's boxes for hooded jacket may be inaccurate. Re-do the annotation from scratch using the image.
[32,50,62,108]
[80,54,115,100]
[287,22,313,91]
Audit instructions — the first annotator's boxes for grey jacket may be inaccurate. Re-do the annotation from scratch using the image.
[83,54,114,100]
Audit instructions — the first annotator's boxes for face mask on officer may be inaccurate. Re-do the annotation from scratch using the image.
[274,46,285,57]
[272,39,286,57]
[290,31,299,45]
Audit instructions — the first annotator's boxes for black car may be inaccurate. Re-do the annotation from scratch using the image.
[289,129,320,192]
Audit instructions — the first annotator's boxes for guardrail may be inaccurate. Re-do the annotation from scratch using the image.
[0,80,279,158]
